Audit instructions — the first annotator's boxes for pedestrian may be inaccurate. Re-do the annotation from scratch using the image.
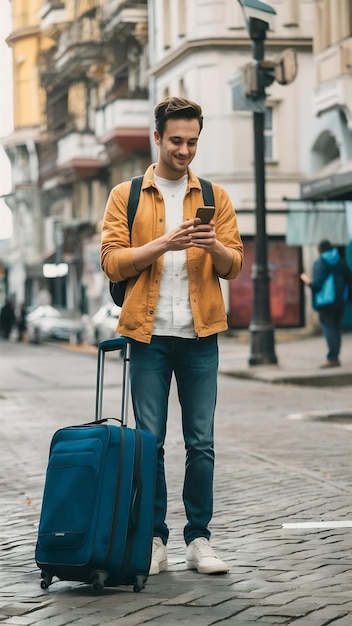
[101,96,244,576]
[0,299,16,339]
[16,303,27,342]
[300,239,352,368]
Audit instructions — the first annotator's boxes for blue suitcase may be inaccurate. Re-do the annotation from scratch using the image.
[35,337,157,592]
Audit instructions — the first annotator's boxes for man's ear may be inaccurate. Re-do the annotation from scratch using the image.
[154,130,161,146]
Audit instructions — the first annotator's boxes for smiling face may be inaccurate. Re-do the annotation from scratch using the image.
[153,117,201,180]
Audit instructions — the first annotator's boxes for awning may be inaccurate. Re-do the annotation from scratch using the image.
[300,160,352,200]
[286,201,352,246]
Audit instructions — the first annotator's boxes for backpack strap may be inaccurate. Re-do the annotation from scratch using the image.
[127,175,144,231]
[108,176,143,307]
[198,177,215,207]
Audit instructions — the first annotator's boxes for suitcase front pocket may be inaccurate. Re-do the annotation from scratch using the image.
[38,438,103,551]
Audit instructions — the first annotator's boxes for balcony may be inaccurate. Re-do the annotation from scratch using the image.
[54,17,105,78]
[39,1,67,40]
[313,39,352,127]
[313,75,352,128]
[95,98,150,158]
[39,0,100,38]
[102,1,147,39]
[51,132,107,183]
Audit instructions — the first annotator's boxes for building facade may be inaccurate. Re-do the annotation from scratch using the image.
[290,0,352,327]
[2,0,151,314]
[1,0,46,307]
[4,1,350,331]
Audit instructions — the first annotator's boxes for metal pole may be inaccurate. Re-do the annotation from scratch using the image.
[249,36,277,365]
[54,220,62,307]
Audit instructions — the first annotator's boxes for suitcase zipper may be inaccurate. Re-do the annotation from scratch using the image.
[105,426,126,567]
[119,429,143,578]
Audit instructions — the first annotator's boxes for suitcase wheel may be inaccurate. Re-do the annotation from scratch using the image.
[133,574,146,593]
[40,571,52,589]
[91,570,107,592]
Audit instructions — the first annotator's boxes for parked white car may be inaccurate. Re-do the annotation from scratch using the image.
[27,305,88,345]
[87,303,121,346]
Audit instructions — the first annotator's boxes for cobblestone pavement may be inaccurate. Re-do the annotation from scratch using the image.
[0,331,352,625]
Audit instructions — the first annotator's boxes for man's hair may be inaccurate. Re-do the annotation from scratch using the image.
[154,97,203,137]
[318,240,332,253]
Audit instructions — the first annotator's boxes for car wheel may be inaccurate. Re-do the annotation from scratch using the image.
[33,327,41,344]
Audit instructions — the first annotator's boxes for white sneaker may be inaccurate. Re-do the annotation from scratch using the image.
[186,538,229,574]
[149,537,168,575]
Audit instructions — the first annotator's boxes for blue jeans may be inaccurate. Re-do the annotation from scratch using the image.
[318,305,344,361]
[129,334,218,546]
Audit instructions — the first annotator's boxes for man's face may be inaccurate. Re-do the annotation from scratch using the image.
[154,117,201,180]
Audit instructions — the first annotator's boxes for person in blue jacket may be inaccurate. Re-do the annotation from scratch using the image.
[300,240,352,368]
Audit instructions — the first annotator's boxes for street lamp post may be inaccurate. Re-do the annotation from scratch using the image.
[53,219,63,307]
[238,0,278,365]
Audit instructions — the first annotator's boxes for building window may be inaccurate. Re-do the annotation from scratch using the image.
[225,0,245,29]
[178,0,186,37]
[314,0,352,52]
[163,0,171,49]
[314,3,323,52]
[282,0,300,27]
[333,0,352,42]
[264,106,277,162]
[179,78,186,97]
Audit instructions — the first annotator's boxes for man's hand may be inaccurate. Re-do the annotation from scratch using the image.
[166,218,217,252]
[189,218,216,250]
[164,220,198,251]
[300,272,311,285]
[190,218,233,277]
[132,219,198,271]
[132,218,231,276]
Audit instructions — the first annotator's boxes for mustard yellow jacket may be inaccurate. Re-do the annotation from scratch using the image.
[101,165,243,343]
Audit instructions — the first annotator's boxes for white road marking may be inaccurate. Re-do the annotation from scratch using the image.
[283,521,352,529]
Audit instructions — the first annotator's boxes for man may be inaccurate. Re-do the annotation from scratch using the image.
[101,97,243,575]
[0,298,16,339]
[16,302,27,342]
[300,239,352,368]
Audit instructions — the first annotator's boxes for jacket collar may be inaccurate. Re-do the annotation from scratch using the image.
[142,164,202,193]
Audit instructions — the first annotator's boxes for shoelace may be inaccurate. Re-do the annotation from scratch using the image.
[193,538,217,558]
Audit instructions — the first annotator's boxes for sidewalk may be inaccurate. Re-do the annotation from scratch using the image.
[1,333,352,625]
[62,328,352,387]
[218,329,352,389]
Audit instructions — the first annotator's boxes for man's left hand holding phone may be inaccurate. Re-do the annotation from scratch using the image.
[195,206,215,224]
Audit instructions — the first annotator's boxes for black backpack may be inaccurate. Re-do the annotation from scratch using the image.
[109,176,215,307]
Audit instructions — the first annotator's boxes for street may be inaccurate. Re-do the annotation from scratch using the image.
[1,336,352,625]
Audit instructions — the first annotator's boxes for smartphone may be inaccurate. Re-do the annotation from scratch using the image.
[195,207,215,224]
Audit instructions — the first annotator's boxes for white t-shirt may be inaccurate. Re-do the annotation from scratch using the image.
[153,174,195,338]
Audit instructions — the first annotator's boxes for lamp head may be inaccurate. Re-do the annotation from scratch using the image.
[238,0,276,38]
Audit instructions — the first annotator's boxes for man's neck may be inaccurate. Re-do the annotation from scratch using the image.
[154,164,188,181]
[154,173,188,186]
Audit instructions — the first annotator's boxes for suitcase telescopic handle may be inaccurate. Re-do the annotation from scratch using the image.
[95,337,131,425]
